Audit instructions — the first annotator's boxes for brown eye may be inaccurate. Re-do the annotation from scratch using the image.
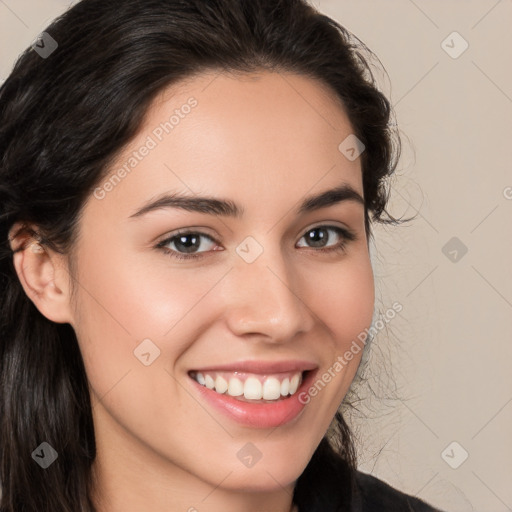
[156,230,219,261]
[296,225,356,253]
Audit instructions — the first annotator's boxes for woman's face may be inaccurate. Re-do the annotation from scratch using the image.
[65,71,374,505]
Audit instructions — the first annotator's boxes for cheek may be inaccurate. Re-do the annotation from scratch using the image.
[302,255,374,397]
[313,255,375,348]
[74,244,374,377]
[70,246,215,399]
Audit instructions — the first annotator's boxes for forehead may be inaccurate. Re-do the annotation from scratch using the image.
[149,69,355,153]
[83,70,363,222]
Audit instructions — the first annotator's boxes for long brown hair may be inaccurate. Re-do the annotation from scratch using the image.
[0,1,402,510]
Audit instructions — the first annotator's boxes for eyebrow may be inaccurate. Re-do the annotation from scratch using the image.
[128,183,364,220]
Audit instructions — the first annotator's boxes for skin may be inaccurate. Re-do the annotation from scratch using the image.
[9,70,375,512]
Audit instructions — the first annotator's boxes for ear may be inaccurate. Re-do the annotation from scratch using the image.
[8,222,75,324]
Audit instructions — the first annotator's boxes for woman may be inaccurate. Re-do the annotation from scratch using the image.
[0,0,445,510]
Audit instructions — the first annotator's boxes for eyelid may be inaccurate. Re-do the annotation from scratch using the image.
[155,222,357,261]
[156,220,354,243]
[154,228,220,254]
[154,227,218,245]
[304,220,352,233]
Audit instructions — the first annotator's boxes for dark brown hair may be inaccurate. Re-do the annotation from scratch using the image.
[0,0,401,510]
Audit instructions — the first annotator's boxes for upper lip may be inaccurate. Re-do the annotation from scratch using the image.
[190,360,318,374]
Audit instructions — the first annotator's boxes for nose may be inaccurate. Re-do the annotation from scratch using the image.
[222,244,316,343]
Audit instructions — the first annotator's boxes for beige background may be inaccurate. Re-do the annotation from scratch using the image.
[1,1,511,511]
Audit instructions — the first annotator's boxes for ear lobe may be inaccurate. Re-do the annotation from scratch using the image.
[9,225,74,325]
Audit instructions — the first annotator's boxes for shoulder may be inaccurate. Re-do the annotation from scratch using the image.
[351,470,446,512]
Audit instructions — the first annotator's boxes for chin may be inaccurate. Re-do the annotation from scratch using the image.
[210,451,310,492]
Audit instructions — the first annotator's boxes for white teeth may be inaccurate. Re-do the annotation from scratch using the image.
[244,377,262,399]
[192,371,304,400]
[280,377,290,396]
[204,374,215,390]
[228,377,244,396]
[289,374,300,394]
[263,377,281,400]
[215,375,228,394]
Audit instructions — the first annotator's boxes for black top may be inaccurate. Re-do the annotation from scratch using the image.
[292,441,446,512]
[351,470,445,511]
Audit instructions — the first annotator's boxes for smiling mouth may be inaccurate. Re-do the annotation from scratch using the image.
[188,370,309,402]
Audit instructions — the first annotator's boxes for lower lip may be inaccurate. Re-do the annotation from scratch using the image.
[189,369,318,428]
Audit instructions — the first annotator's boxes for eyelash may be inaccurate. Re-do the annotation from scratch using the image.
[155,225,357,261]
